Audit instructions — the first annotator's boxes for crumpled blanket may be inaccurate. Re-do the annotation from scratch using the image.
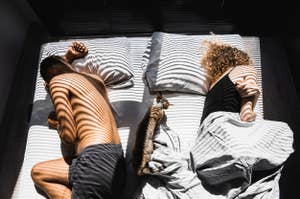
[142,120,220,199]
[141,111,294,199]
[190,111,294,198]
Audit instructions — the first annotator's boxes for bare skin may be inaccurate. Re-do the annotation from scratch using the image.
[63,41,88,63]
[208,65,260,122]
[229,65,259,122]
[31,42,120,199]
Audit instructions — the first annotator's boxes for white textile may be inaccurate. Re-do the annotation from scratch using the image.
[191,111,294,198]
[142,111,294,199]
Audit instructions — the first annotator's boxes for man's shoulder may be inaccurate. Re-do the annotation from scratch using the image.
[50,73,78,87]
[52,73,80,82]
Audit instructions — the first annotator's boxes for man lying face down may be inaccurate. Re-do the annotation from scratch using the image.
[31,42,125,199]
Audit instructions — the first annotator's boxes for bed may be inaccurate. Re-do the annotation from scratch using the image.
[11,35,279,199]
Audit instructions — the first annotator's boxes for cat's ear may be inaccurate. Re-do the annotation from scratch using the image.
[156,91,163,103]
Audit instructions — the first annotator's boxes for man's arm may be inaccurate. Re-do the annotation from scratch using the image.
[63,41,88,64]
[49,80,77,163]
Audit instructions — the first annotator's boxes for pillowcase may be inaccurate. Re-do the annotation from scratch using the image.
[43,37,134,89]
[143,32,246,95]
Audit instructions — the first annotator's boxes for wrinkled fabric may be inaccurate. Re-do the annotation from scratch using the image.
[141,112,293,199]
[142,121,221,199]
[191,111,294,198]
[69,144,125,199]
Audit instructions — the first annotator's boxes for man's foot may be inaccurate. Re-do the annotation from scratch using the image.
[64,41,88,63]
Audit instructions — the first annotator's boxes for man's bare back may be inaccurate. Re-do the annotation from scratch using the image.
[49,72,121,154]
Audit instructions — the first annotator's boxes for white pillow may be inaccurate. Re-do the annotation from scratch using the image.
[43,37,134,89]
[143,32,246,95]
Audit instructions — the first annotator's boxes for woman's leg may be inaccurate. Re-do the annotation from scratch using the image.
[31,158,71,199]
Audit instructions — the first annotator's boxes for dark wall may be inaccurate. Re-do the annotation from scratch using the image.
[0,1,43,198]
[0,0,38,126]
[27,0,235,36]
[26,0,300,37]
[283,38,300,99]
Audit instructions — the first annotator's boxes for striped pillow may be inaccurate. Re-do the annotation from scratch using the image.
[144,32,246,95]
[44,37,134,89]
[72,37,133,89]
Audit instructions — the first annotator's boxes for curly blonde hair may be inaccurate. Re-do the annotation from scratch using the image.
[201,40,252,84]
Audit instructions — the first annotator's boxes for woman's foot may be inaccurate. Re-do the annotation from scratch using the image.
[64,41,88,63]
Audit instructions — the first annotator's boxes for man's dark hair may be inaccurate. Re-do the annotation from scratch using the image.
[40,55,66,82]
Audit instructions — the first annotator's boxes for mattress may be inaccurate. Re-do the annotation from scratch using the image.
[12,36,264,198]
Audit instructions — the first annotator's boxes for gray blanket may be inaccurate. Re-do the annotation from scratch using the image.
[142,112,294,199]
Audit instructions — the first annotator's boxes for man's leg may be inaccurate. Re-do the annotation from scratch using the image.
[31,158,71,199]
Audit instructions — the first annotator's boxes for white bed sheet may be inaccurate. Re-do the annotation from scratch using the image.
[12,36,264,199]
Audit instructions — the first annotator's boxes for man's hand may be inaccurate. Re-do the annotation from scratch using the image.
[64,41,88,63]
[48,111,59,130]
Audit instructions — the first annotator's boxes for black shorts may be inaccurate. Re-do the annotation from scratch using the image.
[69,143,125,199]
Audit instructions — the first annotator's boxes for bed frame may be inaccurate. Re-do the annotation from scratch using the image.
[1,0,299,199]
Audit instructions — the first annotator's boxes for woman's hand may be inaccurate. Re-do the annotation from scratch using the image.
[64,41,88,63]
[235,81,260,98]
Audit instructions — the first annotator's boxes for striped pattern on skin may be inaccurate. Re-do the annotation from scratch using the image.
[49,72,120,154]
[31,158,71,199]
[207,64,260,121]
[229,65,260,121]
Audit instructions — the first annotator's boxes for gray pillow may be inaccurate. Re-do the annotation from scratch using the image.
[143,32,246,95]
[43,37,134,89]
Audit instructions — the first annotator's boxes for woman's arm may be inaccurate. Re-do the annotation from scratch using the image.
[233,65,260,121]
[238,77,260,121]
[239,97,257,122]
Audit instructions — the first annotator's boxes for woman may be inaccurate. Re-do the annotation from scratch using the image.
[31,42,125,199]
[191,40,294,198]
[200,40,260,123]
